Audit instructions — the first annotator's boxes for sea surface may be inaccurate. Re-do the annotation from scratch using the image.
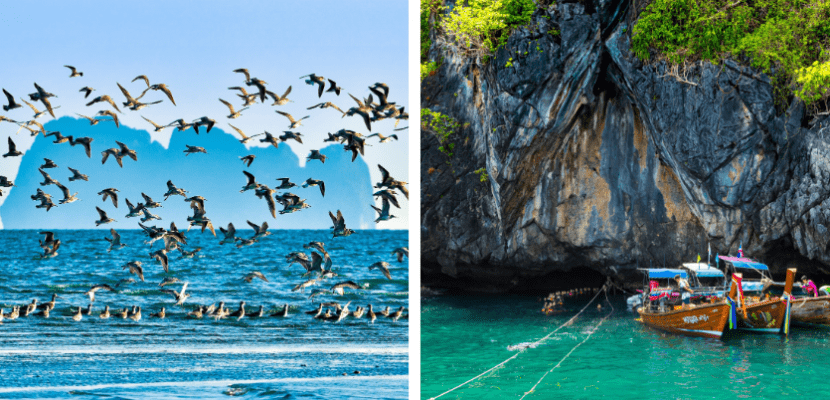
[422,292,830,399]
[0,229,408,399]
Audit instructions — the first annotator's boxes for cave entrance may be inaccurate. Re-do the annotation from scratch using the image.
[511,266,608,295]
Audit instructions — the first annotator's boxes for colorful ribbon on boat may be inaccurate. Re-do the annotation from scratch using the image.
[732,274,744,304]
[782,294,792,335]
[726,296,737,330]
[649,280,659,292]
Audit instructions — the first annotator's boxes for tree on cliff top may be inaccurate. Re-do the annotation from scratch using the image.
[439,0,536,57]
[632,0,830,111]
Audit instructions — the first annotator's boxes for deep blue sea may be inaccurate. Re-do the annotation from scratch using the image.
[422,292,830,400]
[0,229,408,399]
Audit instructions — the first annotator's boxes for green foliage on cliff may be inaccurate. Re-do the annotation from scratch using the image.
[421,0,445,81]
[474,168,489,182]
[795,59,830,105]
[421,60,440,80]
[632,0,830,106]
[441,0,536,56]
[422,108,460,158]
[421,0,442,61]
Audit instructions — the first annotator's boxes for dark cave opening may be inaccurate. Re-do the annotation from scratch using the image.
[511,266,609,295]
[762,238,830,283]
[422,263,610,296]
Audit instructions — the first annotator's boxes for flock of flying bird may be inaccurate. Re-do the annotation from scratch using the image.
[0,65,409,324]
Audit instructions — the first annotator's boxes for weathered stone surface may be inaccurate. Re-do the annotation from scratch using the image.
[421,1,830,292]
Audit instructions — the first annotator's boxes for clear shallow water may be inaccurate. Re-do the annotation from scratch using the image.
[422,293,830,399]
[0,229,408,399]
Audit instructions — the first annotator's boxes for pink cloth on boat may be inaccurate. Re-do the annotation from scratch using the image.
[804,280,818,297]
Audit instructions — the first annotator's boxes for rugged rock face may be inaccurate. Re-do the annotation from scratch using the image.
[421,0,830,292]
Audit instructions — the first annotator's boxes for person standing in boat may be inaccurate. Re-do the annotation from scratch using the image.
[674,274,694,305]
[800,276,819,297]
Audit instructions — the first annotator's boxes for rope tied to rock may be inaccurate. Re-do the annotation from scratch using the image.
[427,283,609,400]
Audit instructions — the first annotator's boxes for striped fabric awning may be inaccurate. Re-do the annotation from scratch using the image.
[717,256,769,271]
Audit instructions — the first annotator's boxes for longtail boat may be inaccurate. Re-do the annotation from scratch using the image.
[789,297,830,326]
[627,262,727,309]
[788,297,830,327]
[638,302,732,339]
[636,268,731,339]
[724,266,795,334]
[762,278,830,327]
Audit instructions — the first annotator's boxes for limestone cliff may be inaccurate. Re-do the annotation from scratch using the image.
[421,0,830,292]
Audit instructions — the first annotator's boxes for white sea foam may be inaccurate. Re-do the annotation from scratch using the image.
[0,374,408,393]
[0,344,408,356]
[507,342,539,351]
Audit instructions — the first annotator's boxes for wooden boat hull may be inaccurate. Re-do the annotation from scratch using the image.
[638,303,730,339]
[737,298,787,333]
[790,296,830,326]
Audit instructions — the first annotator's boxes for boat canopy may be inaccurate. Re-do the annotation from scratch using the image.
[643,269,687,279]
[717,256,769,271]
[681,263,725,278]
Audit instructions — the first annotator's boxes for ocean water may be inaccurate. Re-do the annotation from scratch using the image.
[422,292,830,399]
[0,229,408,399]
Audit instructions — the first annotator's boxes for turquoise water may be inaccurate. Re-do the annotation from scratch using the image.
[0,229,408,399]
[422,293,830,399]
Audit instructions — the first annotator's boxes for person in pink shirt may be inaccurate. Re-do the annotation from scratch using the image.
[801,276,819,297]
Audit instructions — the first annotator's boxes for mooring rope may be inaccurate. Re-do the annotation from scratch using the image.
[605,278,637,295]
[427,283,608,400]
[518,286,615,399]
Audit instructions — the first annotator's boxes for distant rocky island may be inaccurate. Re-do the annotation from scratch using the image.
[1,117,375,230]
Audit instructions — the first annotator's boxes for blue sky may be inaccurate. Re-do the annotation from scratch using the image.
[0,1,409,229]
